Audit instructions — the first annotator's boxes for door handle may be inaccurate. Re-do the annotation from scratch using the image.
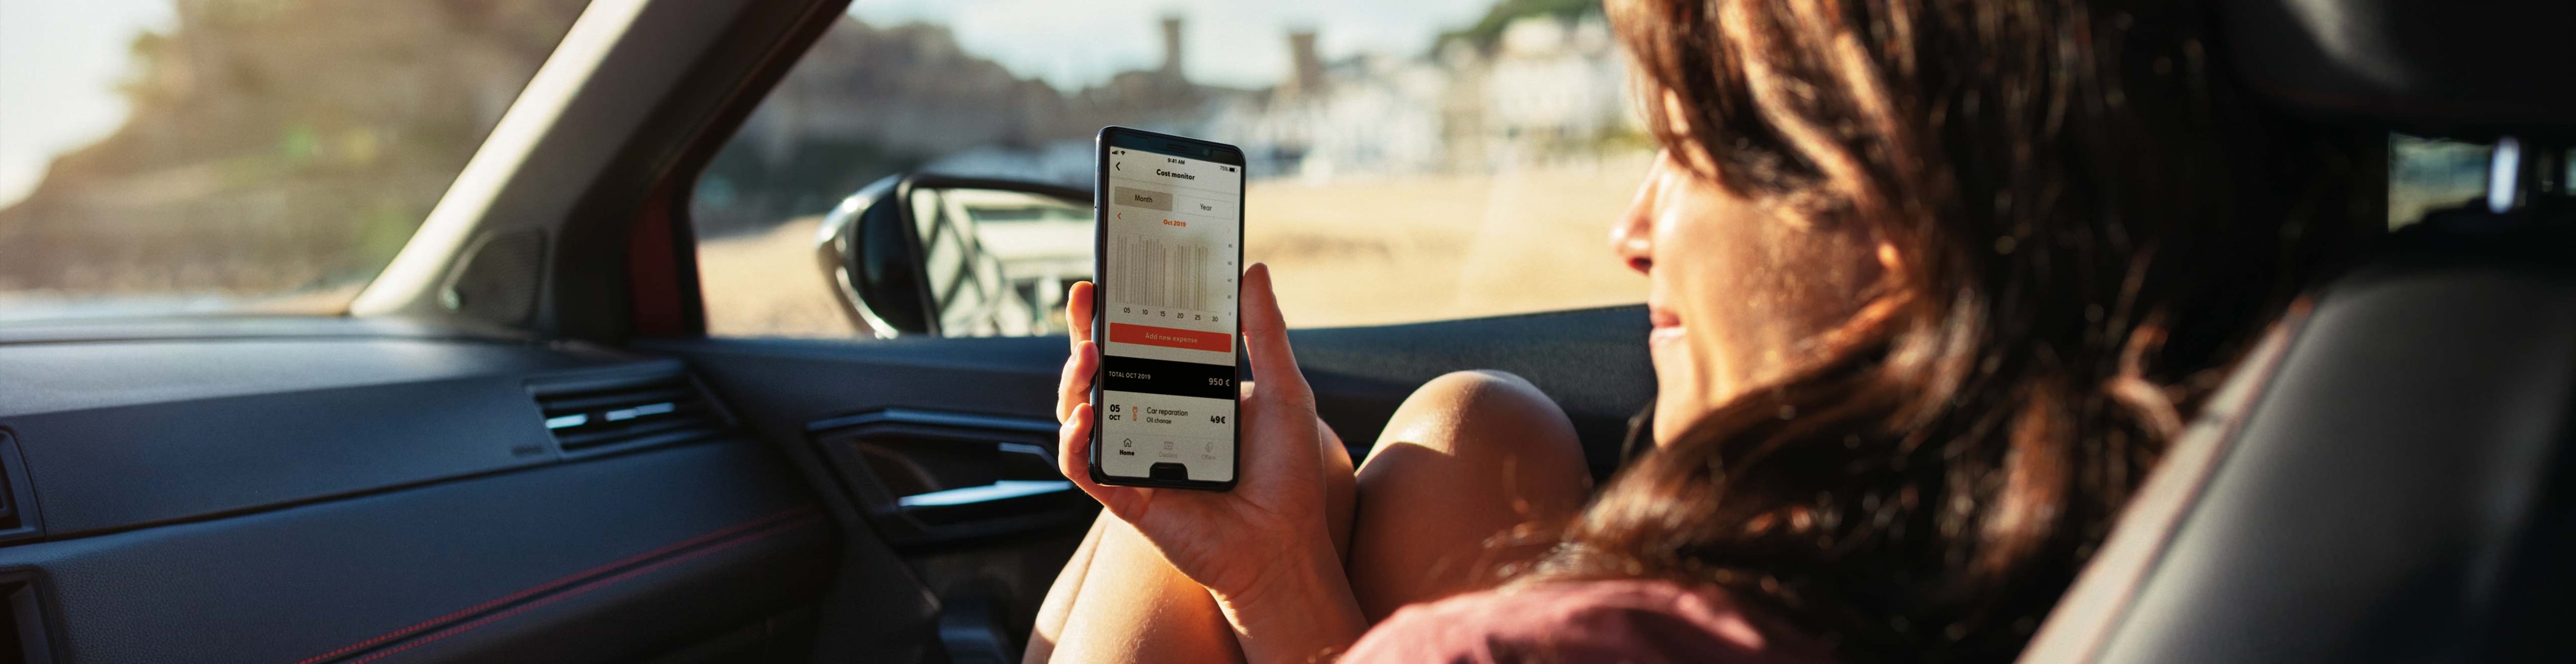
[809,410,1097,545]
[896,480,1074,507]
[894,441,1070,507]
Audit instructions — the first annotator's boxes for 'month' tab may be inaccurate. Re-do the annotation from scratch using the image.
[1114,186,1174,212]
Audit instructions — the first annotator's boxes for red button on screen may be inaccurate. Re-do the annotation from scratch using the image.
[1109,323,1233,352]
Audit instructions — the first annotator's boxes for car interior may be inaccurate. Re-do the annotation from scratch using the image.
[0,0,2566,662]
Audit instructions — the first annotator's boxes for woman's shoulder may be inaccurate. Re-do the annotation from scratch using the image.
[1340,578,1833,664]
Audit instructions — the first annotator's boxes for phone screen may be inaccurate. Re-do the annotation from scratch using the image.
[1094,130,1244,486]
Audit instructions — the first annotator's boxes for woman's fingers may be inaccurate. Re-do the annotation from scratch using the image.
[1058,282,1098,423]
[1055,282,1096,423]
[1239,264,1310,398]
[1056,340,1097,423]
[1059,403,1103,497]
[1065,281,1096,348]
[1240,264,1321,475]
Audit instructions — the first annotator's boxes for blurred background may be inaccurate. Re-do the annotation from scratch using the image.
[0,0,2503,334]
[691,0,1656,336]
[0,0,588,319]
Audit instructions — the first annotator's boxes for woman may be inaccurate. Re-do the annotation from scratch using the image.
[1031,0,2379,661]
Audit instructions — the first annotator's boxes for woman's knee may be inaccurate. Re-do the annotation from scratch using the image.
[1367,370,1585,471]
[1358,370,1590,514]
[1343,371,1590,617]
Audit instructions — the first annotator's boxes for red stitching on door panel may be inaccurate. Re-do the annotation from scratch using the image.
[340,514,821,664]
[294,506,820,664]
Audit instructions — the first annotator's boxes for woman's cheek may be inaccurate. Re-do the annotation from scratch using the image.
[1648,321,1730,444]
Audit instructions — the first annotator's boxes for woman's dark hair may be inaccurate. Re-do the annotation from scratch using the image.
[1536,0,2383,660]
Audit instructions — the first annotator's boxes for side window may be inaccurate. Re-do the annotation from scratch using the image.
[690,3,1651,339]
[2387,134,2575,228]
[2388,134,2494,227]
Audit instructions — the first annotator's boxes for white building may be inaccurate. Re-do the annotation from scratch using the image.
[1481,16,1633,166]
[1212,15,1638,182]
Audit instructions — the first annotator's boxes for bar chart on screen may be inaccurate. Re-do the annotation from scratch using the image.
[1112,232,1227,317]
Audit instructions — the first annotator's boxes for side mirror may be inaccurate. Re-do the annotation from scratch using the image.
[815,173,1092,338]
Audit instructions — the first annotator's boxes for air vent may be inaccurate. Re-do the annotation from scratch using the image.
[528,371,729,454]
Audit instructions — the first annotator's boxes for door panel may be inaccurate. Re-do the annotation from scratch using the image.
[660,303,1649,469]
[647,335,1080,659]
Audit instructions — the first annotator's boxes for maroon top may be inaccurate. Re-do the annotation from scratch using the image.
[1341,579,1832,663]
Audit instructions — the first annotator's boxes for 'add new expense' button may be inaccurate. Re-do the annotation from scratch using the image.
[1109,323,1232,352]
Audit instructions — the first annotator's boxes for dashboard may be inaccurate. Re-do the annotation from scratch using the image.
[0,318,829,662]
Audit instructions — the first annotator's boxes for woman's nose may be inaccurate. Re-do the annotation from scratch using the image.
[1609,159,1660,276]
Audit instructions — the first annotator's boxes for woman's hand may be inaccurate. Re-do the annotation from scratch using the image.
[1054,264,1368,662]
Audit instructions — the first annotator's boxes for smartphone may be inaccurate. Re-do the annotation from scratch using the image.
[1088,126,1246,491]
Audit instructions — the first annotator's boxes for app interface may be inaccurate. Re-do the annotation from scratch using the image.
[1097,144,1242,482]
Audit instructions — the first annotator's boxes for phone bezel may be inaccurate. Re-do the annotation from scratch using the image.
[1087,126,1247,492]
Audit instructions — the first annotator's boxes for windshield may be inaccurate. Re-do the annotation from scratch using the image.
[0,0,592,323]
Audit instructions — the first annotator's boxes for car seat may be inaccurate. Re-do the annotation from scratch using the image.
[2020,1,2576,661]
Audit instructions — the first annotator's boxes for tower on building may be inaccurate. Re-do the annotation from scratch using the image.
[1284,29,1326,100]
[1160,15,1186,81]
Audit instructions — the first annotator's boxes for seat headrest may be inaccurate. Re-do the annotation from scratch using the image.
[2225,0,2576,141]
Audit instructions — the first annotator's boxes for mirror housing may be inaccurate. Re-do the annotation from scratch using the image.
[815,173,1091,338]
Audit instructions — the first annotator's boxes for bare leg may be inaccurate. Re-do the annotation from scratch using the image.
[1021,518,1104,663]
[1027,416,1355,663]
[1040,516,1248,662]
[1347,370,1591,620]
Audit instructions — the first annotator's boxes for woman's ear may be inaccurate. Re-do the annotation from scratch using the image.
[1876,242,1903,273]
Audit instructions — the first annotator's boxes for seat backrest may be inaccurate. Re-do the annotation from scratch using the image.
[2225,0,2576,141]
[2023,2,2576,661]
